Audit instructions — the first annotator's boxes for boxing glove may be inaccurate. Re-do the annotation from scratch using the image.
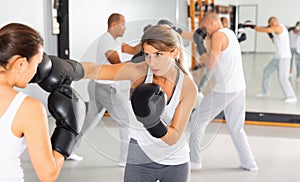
[49,85,86,158]
[157,19,183,35]
[131,83,168,138]
[30,53,52,84]
[193,28,207,56]
[143,24,152,32]
[267,33,274,39]
[30,52,84,92]
[131,50,145,63]
[242,20,256,29]
[238,33,247,43]
[288,26,295,32]
[237,23,245,33]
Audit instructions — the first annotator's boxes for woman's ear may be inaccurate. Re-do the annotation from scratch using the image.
[172,48,179,59]
[13,56,27,74]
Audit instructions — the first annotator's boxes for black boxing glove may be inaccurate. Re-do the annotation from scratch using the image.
[238,33,247,42]
[30,52,84,92]
[143,24,152,32]
[49,85,86,158]
[288,26,295,32]
[242,20,256,29]
[131,50,145,63]
[267,33,274,39]
[157,19,183,35]
[131,83,168,138]
[193,28,207,55]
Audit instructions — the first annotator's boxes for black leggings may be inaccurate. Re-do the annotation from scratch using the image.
[124,139,190,182]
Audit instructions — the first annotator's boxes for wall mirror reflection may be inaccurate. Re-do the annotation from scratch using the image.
[70,0,299,125]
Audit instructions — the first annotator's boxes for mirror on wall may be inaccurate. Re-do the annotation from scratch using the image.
[182,1,300,122]
[236,4,300,120]
[70,0,300,123]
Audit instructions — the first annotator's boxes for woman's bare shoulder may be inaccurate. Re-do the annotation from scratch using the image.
[181,75,198,97]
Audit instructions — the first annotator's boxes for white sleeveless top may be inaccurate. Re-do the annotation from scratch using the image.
[273,24,292,59]
[213,28,246,93]
[130,66,190,165]
[0,92,27,182]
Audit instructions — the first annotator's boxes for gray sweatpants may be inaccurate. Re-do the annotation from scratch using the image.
[262,57,296,98]
[74,80,135,163]
[124,139,190,182]
[189,90,257,169]
[292,48,300,78]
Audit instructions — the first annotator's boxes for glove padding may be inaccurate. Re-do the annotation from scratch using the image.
[193,28,207,55]
[131,83,168,138]
[30,52,84,92]
[157,19,183,35]
[49,85,86,158]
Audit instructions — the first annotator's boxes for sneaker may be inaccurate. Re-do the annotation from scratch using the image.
[242,166,259,172]
[67,152,83,161]
[190,162,202,171]
[256,93,269,98]
[284,97,298,103]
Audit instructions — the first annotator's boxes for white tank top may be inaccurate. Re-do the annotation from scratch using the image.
[273,24,292,58]
[213,28,246,93]
[130,66,190,165]
[0,92,27,182]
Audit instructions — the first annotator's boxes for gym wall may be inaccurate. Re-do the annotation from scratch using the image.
[0,0,56,114]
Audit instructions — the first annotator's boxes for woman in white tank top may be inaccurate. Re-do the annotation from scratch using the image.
[0,23,68,181]
[82,25,198,182]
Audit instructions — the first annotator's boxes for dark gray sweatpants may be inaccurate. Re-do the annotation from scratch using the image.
[124,139,190,182]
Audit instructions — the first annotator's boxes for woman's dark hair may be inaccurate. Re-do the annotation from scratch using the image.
[0,23,44,68]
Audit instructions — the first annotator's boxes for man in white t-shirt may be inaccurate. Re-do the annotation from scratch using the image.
[69,13,141,166]
[189,12,258,172]
[243,17,297,103]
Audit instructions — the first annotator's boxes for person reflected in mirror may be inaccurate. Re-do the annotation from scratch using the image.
[288,21,300,81]
[243,17,298,103]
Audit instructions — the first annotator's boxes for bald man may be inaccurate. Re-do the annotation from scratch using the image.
[189,12,258,171]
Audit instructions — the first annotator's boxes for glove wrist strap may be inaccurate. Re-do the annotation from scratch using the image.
[51,127,76,159]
